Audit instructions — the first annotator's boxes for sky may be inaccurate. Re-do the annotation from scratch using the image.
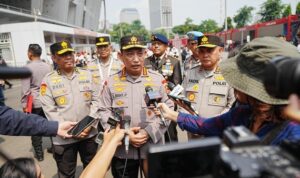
[103,0,299,30]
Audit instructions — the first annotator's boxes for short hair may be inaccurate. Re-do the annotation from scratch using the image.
[28,44,42,57]
[0,158,37,178]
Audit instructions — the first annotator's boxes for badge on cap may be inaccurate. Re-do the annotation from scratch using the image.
[61,41,68,49]
[99,37,104,42]
[201,36,208,45]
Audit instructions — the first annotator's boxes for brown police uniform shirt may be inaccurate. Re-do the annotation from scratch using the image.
[40,68,100,145]
[144,53,182,84]
[87,56,123,85]
[99,68,174,159]
[182,65,235,117]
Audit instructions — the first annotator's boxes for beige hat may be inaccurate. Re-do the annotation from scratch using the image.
[220,37,300,105]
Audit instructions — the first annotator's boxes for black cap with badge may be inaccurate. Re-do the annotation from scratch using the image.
[50,41,74,55]
[120,35,146,50]
[198,35,221,48]
[95,36,110,46]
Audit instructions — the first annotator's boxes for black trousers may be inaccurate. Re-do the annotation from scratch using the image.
[31,108,46,151]
[53,136,98,178]
[111,157,143,178]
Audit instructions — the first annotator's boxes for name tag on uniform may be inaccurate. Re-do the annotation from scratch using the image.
[188,79,199,83]
[212,81,227,86]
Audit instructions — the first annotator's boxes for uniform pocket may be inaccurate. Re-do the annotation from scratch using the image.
[208,86,228,107]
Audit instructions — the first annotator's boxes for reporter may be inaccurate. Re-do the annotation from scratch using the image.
[0,105,75,138]
[80,125,126,178]
[0,157,44,178]
[157,37,300,145]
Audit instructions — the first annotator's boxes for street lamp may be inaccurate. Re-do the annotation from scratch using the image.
[224,0,227,31]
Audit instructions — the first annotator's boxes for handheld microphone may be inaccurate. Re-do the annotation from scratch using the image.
[145,86,167,125]
[167,82,199,116]
[168,83,184,96]
[123,115,131,154]
[0,66,32,79]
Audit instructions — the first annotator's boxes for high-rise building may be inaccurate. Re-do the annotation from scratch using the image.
[149,0,172,31]
[0,0,102,31]
[120,8,140,24]
[0,0,106,66]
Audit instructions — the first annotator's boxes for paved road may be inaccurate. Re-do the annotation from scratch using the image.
[0,80,188,178]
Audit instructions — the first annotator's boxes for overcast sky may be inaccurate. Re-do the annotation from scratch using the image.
[103,0,299,29]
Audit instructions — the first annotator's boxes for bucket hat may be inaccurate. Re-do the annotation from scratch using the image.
[220,37,300,105]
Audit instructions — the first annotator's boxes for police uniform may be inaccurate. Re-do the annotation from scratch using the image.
[183,31,203,75]
[144,33,182,142]
[87,36,123,86]
[144,34,182,85]
[21,55,51,161]
[182,65,235,117]
[99,35,174,178]
[40,41,99,178]
[182,35,235,139]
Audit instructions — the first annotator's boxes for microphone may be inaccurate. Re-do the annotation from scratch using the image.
[123,115,131,154]
[167,82,199,116]
[0,66,32,79]
[145,86,167,125]
[168,82,184,96]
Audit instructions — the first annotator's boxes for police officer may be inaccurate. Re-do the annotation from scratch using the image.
[99,35,173,178]
[144,33,182,142]
[21,44,51,161]
[183,31,203,79]
[182,35,235,139]
[40,41,99,178]
[87,36,123,86]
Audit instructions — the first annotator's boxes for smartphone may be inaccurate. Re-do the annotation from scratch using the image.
[68,116,96,137]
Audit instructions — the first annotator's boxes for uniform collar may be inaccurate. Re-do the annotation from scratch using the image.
[120,67,148,83]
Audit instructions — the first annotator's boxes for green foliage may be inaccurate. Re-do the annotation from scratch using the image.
[233,6,254,28]
[198,19,220,33]
[109,20,149,43]
[221,17,234,31]
[296,2,300,15]
[258,0,285,22]
[282,4,292,17]
[172,18,198,35]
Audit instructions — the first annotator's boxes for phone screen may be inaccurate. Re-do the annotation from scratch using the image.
[68,116,95,136]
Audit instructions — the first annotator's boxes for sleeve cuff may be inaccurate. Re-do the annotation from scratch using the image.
[46,121,59,136]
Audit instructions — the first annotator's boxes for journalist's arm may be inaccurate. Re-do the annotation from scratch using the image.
[0,105,75,137]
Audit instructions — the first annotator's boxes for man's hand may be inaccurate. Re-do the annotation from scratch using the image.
[75,126,92,139]
[128,127,149,148]
[57,121,77,138]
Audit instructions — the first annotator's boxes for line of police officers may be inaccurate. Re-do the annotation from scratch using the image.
[30,31,233,178]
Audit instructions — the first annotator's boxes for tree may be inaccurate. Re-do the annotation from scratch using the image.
[172,18,198,35]
[221,17,234,31]
[258,0,285,22]
[282,4,292,17]
[198,19,220,33]
[233,6,254,28]
[296,2,300,15]
[109,20,150,43]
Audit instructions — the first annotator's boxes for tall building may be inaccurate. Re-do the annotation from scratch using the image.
[0,0,102,31]
[149,0,172,31]
[120,8,140,24]
[0,0,106,66]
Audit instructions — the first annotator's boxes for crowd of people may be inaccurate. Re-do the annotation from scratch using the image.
[1,29,300,178]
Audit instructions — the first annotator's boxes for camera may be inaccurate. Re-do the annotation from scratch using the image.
[263,56,300,99]
[148,126,300,178]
